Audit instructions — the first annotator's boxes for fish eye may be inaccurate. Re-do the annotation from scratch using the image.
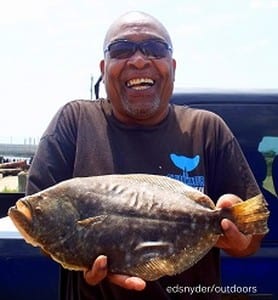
[34,206,43,215]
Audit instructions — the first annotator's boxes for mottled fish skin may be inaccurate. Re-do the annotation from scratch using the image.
[8,174,269,281]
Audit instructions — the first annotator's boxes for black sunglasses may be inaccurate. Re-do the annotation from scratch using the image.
[104,39,172,59]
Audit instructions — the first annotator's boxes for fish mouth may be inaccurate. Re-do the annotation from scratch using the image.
[126,78,155,90]
[13,199,33,221]
[8,199,37,245]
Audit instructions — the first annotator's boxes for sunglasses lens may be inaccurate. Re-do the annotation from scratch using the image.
[106,40,171,59]
[108,41,135,59]
[142,40,170,58]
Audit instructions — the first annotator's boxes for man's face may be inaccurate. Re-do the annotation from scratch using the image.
[100,18,176,125]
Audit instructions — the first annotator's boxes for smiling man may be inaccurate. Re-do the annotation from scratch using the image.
[26,11,266,300]
[100,11,176,125]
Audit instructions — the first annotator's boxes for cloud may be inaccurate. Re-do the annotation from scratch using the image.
[0,0,60,25]
[250,0,278,8]
[236,39,269,54]
[174,24,203,38]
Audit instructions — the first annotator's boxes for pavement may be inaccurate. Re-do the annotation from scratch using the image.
[0,176,18,192]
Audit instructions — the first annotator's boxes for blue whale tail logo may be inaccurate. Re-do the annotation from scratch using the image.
[170,153,200,176]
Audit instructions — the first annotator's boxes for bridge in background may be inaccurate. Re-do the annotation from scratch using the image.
[0,143,37,158]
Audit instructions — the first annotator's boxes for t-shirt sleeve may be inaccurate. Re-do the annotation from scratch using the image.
[205,114,261,201]
[26,102,78,195]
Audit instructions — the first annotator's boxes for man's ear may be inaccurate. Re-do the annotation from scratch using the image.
[100,60,105,82]
[172,58,176,82]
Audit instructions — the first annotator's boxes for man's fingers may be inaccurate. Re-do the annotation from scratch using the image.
[216,219,252,251]
[83,256,146,291]
[216,194,242,209]
[108,274,146,291]
[215,194,252,251]
[83,255,108,285]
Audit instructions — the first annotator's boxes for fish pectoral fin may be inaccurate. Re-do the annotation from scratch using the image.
[77,215,107,227]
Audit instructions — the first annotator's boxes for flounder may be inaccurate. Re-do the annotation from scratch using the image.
[8,174,269,280]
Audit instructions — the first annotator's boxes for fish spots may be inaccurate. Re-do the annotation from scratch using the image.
[124,253,132,267]
[8,174,269,280]
[190,219,197,231]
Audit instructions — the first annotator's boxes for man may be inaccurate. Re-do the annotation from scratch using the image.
[27,11,264,299]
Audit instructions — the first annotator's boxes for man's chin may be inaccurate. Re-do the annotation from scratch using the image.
[125,102,160,119]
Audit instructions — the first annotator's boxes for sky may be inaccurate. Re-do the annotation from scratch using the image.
[0,0,278,142]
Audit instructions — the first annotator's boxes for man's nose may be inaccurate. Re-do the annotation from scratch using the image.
[126,50,150,68]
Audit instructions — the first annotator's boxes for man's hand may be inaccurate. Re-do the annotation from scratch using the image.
[83,255,146,290]
[215,194,264,256]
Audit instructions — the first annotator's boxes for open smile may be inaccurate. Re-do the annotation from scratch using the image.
[126,78,155,90]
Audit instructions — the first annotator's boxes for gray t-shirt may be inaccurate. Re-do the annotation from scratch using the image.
[27,99,260,300]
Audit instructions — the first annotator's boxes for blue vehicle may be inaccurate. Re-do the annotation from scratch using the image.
[1,89,277,299]
[171,89,278,299]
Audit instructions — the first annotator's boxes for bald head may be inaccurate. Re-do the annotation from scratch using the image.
[103,11,173,51]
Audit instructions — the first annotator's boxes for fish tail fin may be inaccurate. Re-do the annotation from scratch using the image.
[228,194,269,235]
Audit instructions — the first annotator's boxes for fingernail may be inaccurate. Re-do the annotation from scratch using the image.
[222,219,230,231]
[126,278,146,291]
[100,256,107,269]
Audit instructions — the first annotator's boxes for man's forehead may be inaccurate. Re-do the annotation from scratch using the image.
[103,12,172,47]
[112,23,165,39]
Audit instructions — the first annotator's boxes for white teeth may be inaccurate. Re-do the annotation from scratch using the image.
[126,78,154,88]
[131,85,150,90]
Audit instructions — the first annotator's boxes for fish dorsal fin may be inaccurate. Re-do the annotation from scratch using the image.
[77,215,107,227]
[117,174,215,209]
